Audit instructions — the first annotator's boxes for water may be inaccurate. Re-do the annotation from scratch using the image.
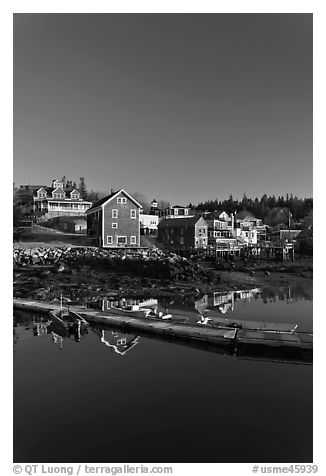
[13,284,313,463]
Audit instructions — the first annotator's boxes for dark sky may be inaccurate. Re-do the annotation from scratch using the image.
[13,13,312,204]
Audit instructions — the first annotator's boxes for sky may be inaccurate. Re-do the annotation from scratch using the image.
[13,13,312,205]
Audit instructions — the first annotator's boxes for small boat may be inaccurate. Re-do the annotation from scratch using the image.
[106,304,154,318]
[50,309,89,328]
[201,313,297,333]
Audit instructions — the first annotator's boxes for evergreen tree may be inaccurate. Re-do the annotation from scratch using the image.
[79,177,87,200]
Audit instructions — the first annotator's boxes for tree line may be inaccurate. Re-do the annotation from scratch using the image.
[194,194,313,225]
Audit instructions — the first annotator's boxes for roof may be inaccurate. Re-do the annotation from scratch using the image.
[204,211,230,221]
[86,189,142,213]
[33,186,81,197]
[235,210,255,220]
[158,216,207,228]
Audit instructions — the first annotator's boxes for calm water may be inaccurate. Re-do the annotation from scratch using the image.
[13,284,313,463]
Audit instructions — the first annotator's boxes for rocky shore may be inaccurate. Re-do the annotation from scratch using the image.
[13,244,313,305]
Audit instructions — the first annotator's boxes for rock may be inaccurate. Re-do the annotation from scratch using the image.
[41,270,51,276]
[56,263,65,273]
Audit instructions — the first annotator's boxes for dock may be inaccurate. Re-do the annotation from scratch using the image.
[13,298,313,355]
[13,298,236,346]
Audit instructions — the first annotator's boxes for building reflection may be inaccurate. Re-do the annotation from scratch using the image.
[13,309,311,365]
[92,328,140,356]
[195,285,312,316]
[195,288,262,315]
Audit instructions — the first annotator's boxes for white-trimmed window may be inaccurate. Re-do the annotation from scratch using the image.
[112,223,118,228]
[112,209,118,218]
[117,197,127,204]
[117,338,127,345]
[130,236,136,244]
[71,194,79,200]
[130,209,137,219]
[117,236,127,245]
[107,236,113,245]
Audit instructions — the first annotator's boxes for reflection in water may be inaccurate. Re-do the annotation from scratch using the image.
[13,308,312,366]
[195,285,312,316]
[92,328,140,356]
[13,283,313,463]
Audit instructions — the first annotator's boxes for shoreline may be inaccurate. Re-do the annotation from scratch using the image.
[13,248,312,305]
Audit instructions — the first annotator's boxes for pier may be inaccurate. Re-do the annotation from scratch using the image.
[13,299,312,358]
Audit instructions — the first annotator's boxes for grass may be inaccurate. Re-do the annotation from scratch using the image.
[13,230,94,248]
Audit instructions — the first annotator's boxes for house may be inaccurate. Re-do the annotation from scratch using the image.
[86,189,142,248]
[234,227,258,246]
[148,199,161,216]
[158,216,208,249]
[32,179,92,219]
[159,204,194,219]
[267,227,302,243]
[139,213,159,235]
[234,211,266,244]
[203,211,239,248]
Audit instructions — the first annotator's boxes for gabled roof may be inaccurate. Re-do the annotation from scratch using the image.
[33,187,53,197]
[158,216,207,228]
[52,187,65,194]
[86,189,142,214]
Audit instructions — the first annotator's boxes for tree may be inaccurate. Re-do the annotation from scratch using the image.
[157,199,170,210]
[131,191,151,213]
[78,177,88,200]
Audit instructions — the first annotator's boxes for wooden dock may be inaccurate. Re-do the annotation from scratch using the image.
[13,298,236,346]
[13,298,313,353]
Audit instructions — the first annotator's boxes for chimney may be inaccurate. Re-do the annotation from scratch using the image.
[111,188,115,194]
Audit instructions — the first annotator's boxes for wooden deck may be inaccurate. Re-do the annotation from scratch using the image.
[13,298,313,352]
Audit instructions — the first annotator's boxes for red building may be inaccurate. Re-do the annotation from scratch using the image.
[158,216,208,250]
[86,189,141,247]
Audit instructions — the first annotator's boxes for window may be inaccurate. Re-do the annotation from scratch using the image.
[107,236,113,245]
[112,209,118,218]
[130,210,137,219]
[180,237,184,245]
[130,236,137,244]
[112,223,118,228]
[117,197,127,204]
[117,236,127,245]
[71,194,79,200]
[117,338,127,345]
